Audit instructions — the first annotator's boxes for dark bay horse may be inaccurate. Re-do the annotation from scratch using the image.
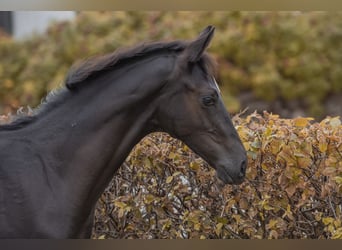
[0,26,247,238]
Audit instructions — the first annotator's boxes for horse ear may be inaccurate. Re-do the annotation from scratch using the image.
[184,25,215,63]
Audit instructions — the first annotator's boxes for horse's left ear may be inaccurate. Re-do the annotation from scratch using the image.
[184,25,215,63]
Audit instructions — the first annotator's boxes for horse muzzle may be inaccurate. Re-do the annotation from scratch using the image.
[216,159,247,185]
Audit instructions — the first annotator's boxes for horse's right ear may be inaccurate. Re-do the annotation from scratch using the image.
[183,26,215,63]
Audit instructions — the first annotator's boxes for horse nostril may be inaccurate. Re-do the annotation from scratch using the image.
[239,160,247,178]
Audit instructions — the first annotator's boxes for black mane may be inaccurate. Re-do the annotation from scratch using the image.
[65,40,187,90]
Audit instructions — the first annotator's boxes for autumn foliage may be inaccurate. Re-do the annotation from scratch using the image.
[93,112,342,239]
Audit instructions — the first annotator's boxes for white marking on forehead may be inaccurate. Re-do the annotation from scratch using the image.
[212,77,221,94]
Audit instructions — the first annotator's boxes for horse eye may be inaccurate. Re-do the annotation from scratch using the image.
[202,96,215,106]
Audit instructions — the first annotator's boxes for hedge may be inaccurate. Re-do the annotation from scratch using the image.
[1,111,341,238]
[92,112,341,239]
[1,12,342,118]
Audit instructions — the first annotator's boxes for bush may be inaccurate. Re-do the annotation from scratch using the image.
[1,111,340,238]
[93,112,342,239]
[1,12,342,118]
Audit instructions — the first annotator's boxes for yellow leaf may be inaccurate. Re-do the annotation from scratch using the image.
[333,219,341,228]
[243,142,250,151]
[162,219,172,231]
[114,201,127,209]
[144,194,155,204]
[261,163,269,170]
[190,161,200,171]
[330,117,341,128]
[322,217,334,225]
[172,171,182,177]
[294,117,313,127]
[259,212,265,221]
[267,219,278,230]
[283,204,294,220]
[166,176,173,184]
[98,235,106,239]
[233,214,242,223]
[168,152,177,160]
[334,176,342,185]
[319,141,328,153]
[118,208,125,218]
[215,223,223,236]
[237,126,249,141]
[263,204,274,211]
[331,227,342,239]
[194,223,201,231]
[270,140,282,155]
[315,212,322,221]
[144,157,153,168]
[264,126,272,137]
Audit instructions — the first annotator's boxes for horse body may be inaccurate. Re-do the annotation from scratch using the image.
[0,55,175,238]
[0,26,247,238]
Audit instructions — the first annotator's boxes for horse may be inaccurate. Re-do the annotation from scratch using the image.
[0,26,247,238]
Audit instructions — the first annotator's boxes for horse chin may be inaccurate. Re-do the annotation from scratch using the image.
[216,167,244,186]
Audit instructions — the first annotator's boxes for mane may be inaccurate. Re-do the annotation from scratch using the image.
[0,39,217,131]
[65,40,186,90]
[65,40,216,90]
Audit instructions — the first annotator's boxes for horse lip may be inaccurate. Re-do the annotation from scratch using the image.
[217,172,233,184]
[216,165,244,185]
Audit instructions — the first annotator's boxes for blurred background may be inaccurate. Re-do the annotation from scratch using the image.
[0,11,341,120]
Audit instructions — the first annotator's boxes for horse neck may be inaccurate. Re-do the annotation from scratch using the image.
[30,55,176,217]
